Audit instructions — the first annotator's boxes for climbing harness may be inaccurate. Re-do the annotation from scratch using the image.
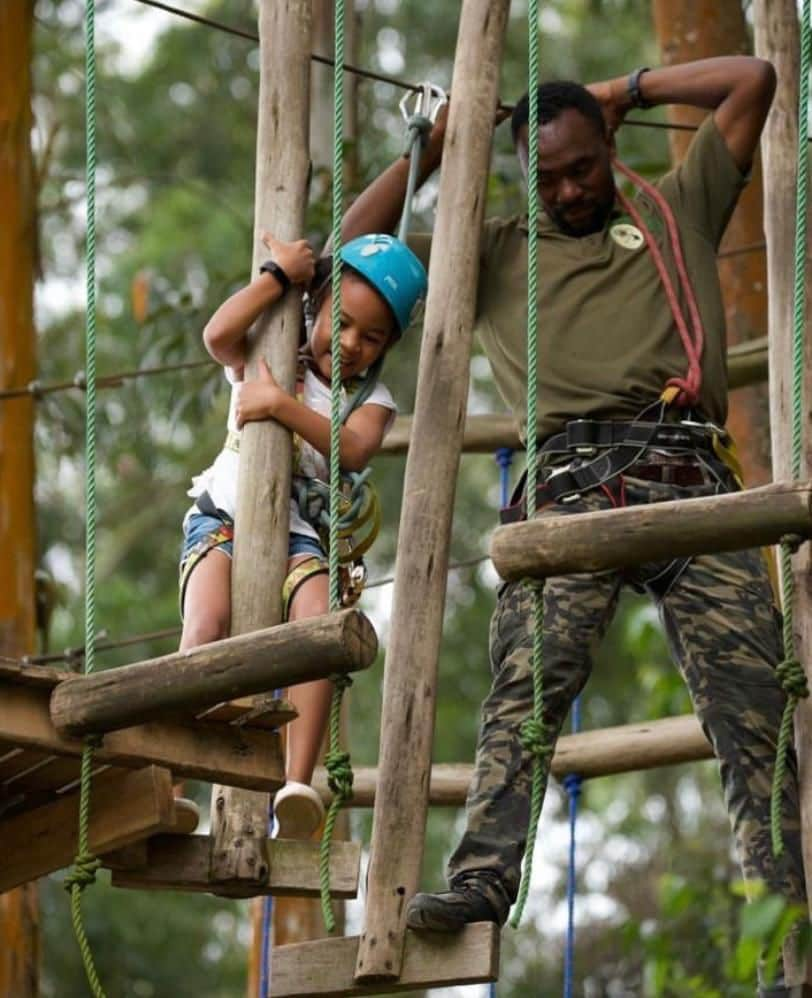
[499,413,726,523]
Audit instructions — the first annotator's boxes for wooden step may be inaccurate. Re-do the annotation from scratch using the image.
[0,676,285,792]
[50,609,377,737]
[0,765,176,893]
[104,834,360,899]
[269,922,499,996]
[491,480,812,581]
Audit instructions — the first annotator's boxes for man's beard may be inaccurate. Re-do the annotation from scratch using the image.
[549,196,614,237]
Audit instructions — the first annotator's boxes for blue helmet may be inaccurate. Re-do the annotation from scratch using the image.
[341,234,427,335]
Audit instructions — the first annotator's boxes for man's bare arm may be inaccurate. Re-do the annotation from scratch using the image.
[338,107,449,244]
[590,56,776,172]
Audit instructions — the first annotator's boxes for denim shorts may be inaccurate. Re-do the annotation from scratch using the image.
[179,508,325,614]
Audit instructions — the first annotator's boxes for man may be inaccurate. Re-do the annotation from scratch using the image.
[342,57,806,996]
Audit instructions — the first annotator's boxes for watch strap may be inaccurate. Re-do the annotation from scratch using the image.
[259,259,291,294]
[627,66,652,110]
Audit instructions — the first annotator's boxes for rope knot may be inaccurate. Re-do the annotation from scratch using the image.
[776,658,809,700]
[330,673,353,694]
[562,772,582,799]
[325,749,354,802]
[64,851,101,893]
[520,718,550,760]
[780,534,806,554]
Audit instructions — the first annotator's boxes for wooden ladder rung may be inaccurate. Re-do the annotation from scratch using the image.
[105,834,361,899]
[269,923,500,997]
[50,609,377,737]
[491,480,812,581]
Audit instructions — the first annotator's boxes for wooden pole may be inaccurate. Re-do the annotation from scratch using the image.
[49,609,376,736]
[259,6,360,976]
[0,0,39,990]
[652,0,771,485]
[354,1,510,983]
[491,481,812,582]
[312,713,712,807]
[754,0,812,917]
[208,0,312,888]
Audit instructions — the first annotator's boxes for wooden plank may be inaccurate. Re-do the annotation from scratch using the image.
[106,835,360,900]
[49,609,376,737]
[490,481,812,582]
[356,1,511,982]
[0,680,285,792]
[270,923,499,997]
[0,765,175,893]
[210,0,313,888]
[193,695,297,730]
[379,413,520,455]
[311,714,713,807]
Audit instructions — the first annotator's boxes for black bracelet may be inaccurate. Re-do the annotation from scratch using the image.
[259,259,291,294]
[627,66,652,110]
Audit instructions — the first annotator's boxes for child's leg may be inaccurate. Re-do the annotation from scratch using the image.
[285,558,331,785]
[180,548,232,651]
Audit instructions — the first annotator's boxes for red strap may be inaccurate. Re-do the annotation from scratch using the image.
[612,158,704,408]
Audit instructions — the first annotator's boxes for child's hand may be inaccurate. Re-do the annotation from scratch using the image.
[260,232,316,286]
[235,358,286,427]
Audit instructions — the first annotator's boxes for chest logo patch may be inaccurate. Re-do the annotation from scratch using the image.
[610,222,645,251]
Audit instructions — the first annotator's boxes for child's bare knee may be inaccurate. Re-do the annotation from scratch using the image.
[181,614,229,649]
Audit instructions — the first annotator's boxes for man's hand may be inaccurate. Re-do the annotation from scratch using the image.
[260,233,316,286]
[586,78,630,138]
[235,357,285,427]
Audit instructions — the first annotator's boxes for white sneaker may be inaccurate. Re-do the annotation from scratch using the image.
[274,781,325,840]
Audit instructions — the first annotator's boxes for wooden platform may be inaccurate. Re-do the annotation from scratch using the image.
[0,660,300,893]
[0,661,292,794]
[0,763,182,893]
[269,922,500,996]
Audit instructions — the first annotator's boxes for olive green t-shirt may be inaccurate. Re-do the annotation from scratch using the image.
[412,116,746,442]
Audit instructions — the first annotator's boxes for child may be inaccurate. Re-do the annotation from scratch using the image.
[179,231,427,838]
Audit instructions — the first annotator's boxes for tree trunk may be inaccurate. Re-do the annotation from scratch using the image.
[0,0,40,993]
[651,0,771,485]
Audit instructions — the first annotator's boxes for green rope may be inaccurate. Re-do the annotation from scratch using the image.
[65,2,106,994]
[511,0,553,930]
[771,0,811,859]
[319,0,352,933]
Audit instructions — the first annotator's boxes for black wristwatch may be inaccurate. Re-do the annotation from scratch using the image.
[259,259,291,294]
[627,66,652,110]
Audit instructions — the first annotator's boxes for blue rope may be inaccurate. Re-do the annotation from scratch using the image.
[259,887,273,996]
[495,447,514,507]
[563,698,582,998]
[259,687,283,997]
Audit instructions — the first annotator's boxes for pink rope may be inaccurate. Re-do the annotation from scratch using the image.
[613,158,705,407]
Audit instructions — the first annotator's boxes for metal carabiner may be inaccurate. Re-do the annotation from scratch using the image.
[399,81,448,128]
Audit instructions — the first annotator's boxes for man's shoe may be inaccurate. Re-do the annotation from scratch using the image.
[405,886,501,932]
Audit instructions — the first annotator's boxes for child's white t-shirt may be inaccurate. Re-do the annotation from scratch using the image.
[186,367,397,541]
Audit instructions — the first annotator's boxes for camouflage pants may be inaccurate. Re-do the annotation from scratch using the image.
[448,468,806,965]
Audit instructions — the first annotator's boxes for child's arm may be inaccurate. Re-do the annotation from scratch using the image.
[203,235,315,370]
[236,359,391,472]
